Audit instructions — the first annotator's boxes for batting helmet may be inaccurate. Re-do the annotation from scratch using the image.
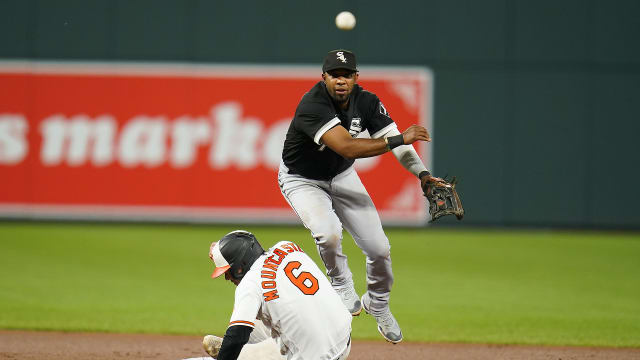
[210,230,265,281]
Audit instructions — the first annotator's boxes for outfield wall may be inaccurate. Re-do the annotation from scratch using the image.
[1,0,639,228]
[0,61,431,225]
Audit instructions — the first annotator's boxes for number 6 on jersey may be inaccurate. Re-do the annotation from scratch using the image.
[284,261,319,295]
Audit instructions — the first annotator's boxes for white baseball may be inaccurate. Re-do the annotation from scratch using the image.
[335,11,356,31]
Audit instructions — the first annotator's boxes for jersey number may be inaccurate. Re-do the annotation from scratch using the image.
[284,261,319,295]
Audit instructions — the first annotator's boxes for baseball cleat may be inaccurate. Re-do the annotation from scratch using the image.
[361,293,403,344]
[335,284,363,316]
[202,334,223,358]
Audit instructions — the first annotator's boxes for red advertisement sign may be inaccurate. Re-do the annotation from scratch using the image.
[0,61,432,225]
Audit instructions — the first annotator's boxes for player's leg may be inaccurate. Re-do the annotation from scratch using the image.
[203,335,284,360]
[337,337,352,360]
[331,166,393,310]
[203,319,285,360]
[248,318,271,344]
[237,339,285,360]
[278,163,354,289]
[241,319,285,360]
[331,166,403,342]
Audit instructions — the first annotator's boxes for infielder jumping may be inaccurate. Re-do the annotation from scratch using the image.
[278,49,441,343]
[204,230,352,360]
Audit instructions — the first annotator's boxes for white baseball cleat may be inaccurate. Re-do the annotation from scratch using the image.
[335,284,363,316]
[202,334,223,358]
[361,292,403,344]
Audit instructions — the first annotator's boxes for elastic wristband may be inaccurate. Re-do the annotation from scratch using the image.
[386,134,404,150]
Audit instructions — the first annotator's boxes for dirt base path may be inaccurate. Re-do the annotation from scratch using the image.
[1,330,638,360]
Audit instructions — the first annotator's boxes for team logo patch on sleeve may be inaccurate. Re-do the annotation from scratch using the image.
[348,118,362,137]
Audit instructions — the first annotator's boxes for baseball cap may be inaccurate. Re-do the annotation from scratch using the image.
[322,49,357,73]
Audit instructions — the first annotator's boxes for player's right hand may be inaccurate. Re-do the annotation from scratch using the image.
[203,335,223,358]
[401,124,431,144]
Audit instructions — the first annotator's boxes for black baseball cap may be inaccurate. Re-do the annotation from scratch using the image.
[322,49,357,73]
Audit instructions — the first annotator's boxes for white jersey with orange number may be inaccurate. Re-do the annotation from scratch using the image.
[228,241,352,360]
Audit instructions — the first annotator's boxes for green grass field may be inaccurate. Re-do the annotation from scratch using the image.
[1,222,639,347]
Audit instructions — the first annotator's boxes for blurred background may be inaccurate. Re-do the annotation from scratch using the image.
[1,0,639,228]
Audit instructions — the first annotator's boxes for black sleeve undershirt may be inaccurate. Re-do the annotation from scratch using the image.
[217,325,253,360]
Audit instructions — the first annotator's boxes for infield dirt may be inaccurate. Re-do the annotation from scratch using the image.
[1,330,639,360]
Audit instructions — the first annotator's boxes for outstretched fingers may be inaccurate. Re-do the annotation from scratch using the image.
[402,125,431,144]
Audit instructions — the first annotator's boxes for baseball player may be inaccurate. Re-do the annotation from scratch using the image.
[278,49,441,343]
[204,230,352,360]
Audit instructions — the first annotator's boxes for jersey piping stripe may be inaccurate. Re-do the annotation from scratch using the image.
[370,123,398,139]
[313,117,341,144]
[228,320,255,327]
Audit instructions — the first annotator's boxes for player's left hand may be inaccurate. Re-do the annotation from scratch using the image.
[420,174,445,191]
[420,174,464,222]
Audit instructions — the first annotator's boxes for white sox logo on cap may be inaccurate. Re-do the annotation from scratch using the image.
[323,49,357,72]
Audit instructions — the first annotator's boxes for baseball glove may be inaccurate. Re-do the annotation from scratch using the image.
[421,175,464,222]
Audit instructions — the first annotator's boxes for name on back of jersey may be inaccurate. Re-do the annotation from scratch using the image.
[260,242,305,302]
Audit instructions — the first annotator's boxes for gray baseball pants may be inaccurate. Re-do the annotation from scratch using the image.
[278,161,393,313]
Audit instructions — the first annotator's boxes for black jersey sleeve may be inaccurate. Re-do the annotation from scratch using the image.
[294,101,341,145]
[362,93,397,139]
[217,325,253,360]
